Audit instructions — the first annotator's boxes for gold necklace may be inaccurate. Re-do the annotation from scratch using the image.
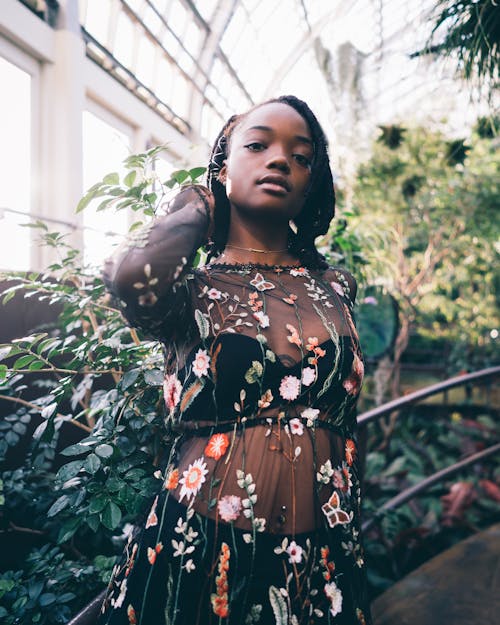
[224,244,289,254]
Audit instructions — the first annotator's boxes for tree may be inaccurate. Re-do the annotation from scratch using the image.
[350,122,499,417]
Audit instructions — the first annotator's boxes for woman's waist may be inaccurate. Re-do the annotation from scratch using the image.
[170,405,348,437]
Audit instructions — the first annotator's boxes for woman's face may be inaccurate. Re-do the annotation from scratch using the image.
[220,102,313,222]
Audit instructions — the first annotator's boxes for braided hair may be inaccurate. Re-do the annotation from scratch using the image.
[206,95,335,269]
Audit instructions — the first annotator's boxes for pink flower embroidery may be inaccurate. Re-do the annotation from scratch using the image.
[343,353,364,395]
[331,281,345,297]
[217,495,242,522]
[163,374,182,411]
[290,267,307,276]
[301,367,316,386]
[192,349,210,378]
[279,375,301,401]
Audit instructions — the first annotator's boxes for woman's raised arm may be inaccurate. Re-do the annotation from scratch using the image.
[102,185,213,340]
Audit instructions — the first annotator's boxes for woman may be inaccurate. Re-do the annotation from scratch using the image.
[97,95,371,625]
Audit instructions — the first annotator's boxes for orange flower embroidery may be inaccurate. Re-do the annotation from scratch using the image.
[127,604,137,625]
[145,495,158,528]
[164,468,179,490]
[147,542,163,565]
[211,542,230,618]
[319,545,336,581]
[345,439,356,466]
[205,433,230,461]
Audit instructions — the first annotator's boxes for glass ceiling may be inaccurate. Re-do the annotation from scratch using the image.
[79,0,486,166]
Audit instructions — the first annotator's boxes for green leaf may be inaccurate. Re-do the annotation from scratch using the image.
[0,365,7,379]
[269,586,288,625]
[124,170,137,187]
[89,495,108,514]
[101,501,122,530]
[84,453,102,474]
[95,443,114,458]
[188,167,206,180]
[103,172,119,185]
[39,593,57,607]
[13,355,36,370]
[171,169,189,184]
[144,369,163,386]
[57,517,81,543]
[86,514,100,532]
[121,368,140,390]
[56,460,84,482]
[47,495,70,517]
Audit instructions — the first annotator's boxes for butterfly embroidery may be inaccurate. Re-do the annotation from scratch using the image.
[250,273,275,292]
[321,491,351,528]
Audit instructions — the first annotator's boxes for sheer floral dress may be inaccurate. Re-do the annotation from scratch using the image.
[97,187,372,625]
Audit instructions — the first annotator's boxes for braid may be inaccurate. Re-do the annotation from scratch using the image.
[205,96,335,269]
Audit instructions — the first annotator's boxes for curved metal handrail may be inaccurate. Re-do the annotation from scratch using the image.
[357,366,500,427]
[359,366,500,531]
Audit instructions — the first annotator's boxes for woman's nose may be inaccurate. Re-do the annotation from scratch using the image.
[266,152,290,173]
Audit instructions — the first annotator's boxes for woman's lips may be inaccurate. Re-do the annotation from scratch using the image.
[257,174,291,193]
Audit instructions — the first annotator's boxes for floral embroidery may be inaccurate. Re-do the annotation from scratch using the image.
[178,457,208,502]
[301,366,316,386]
[286,540,303,563]
[164,468,179,490]
[145,495,159,528]
[163,374,182,411]
[331,281,345,297]
[301,406,320,426]
[253,310,270,327]
[205,433,230,460]
[324,581,343,617]
[147,542,163,565]
[289,418,304,436]
[211,543,230,618]
[286,323,302,347]
[332,463,353,493]
[258,389,273,409]
[126,604,137,624]
[282,293,297,305]
[319,546,336,581]
[218,495,242,522]
[192,349,210,378]
[279,375,301,401]
[207,287,222,300]
[290,267,307,276]
[345,439,356,466]
[343,353,364,395]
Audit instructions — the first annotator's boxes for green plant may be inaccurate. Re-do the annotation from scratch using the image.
[0,146,206,623]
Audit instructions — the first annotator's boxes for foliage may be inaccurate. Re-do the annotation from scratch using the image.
[419,0,499,92]
[363,407,500,597]
[351,122,499,404]
[0,146,206,623]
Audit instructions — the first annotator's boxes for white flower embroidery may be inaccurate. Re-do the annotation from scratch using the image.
[289,418,304,436]
[317,459,334,484]
[279,375,301,401]
[112,578,127,609]
[286,540,303,564]
[178,457,208,502]
[331,281,345,297]
[301,367,316,386]
[301,407,320,427]
[324,581,343,617]
[192,349,210,378]
[207,288,222,300]
[253,310,270,328]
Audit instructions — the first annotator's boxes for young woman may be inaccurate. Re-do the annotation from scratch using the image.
[97,95,371,625]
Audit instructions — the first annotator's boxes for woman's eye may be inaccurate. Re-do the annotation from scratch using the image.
[294,154,311,168]
[245,142,266,152]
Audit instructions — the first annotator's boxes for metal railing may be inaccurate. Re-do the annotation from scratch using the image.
[358,366,500,532]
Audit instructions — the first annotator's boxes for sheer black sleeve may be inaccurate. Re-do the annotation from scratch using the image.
[102,185,213,341]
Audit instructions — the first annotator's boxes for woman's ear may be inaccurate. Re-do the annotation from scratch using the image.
[218,163,227,185]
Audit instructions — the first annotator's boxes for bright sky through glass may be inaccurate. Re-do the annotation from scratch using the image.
[0,56,31,271]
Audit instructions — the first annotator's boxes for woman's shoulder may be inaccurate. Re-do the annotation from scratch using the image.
[321,264,358,304]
